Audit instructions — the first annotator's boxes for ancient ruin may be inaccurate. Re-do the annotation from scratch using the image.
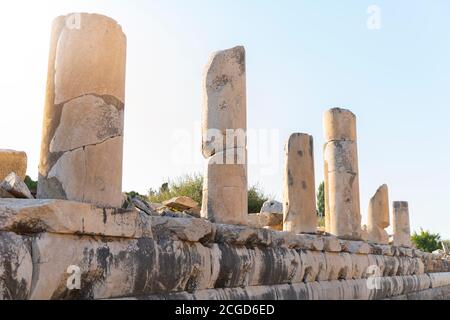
[393,201,412,247]
[283,133,317,234]
[0,13,449,300]
[37,13,126,208]
[367,184,390,245]
[200,46,248,225]
[323,108,362,240]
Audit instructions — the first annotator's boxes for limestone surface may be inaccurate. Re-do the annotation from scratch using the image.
[201,46,246,157]
[0,172,33,199]
[0,150,27,182]
[38,13,126,208]
[200,46,248,226]
[367,184,390,244]
[283,133,317,234]
[201,149,247,225]
[247,212,283,230]
[260,200,282,215]
[393,201,412,247]
[163,196,199,212]
[323,108,361,239]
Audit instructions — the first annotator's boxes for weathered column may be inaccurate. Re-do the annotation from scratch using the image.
[393,201,412,247]
[37,13,126,208]
[201,46,247,225]
[367,184,390,244]
[323,108,361,239]
[283,133,317,233]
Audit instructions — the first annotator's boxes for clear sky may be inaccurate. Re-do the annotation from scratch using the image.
[1,0,449,238]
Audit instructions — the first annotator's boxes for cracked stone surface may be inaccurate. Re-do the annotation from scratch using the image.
[0,173,33,199]
[201,46,248,226]
[38,13,126,208]
[201,149,247,225]
[201,46,246,158]
[0,199,449,299]
[50,95,123,153]
[283,133,317,233]
[323,108,361,240]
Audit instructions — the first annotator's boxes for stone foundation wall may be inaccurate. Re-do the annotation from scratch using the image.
[0,199,449,300]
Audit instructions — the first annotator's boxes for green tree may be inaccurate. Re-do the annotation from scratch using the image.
[317,181,325,218]
[411,229,441,253]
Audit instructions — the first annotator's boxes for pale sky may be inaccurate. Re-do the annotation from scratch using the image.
[1,0,449,238]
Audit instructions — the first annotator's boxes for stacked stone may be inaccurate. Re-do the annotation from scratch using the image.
[201,46,247,225]
[283,133,317,233]
[323,108,362,239]
[367,184,390,244]
[393,201,412,247]
[37,13,126,208]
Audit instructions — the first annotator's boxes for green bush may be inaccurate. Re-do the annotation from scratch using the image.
[126,191,146,200]
[24,176,38,194]
[248,184,271,213]
[411,229,441,253]
[146,173,272,213]
[147,173,204,205]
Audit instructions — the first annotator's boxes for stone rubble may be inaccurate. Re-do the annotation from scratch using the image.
[260,200,283,215]
[0,172,34,199]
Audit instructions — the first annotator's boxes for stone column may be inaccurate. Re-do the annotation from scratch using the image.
[393,201,412,247]
[37,13,126,208]
[201,46,247,225]
[323,108,361,239]
[283,133,317,233]
[367,184,390,244]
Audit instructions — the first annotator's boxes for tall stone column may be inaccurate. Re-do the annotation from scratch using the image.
[323,108,361,239]
[367,184,390,244]
[37,13,126,208]
[393,201,412,247]
[283,133,317,233]
[201,46,247,225]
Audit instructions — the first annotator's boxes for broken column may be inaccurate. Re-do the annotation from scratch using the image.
[367,184,390,244]
[201,46,247,225]
[393,201,412,247]
[283,133,317,233]
[0,150,27,181]
[37,13,126,208]
[323,108,361,239]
